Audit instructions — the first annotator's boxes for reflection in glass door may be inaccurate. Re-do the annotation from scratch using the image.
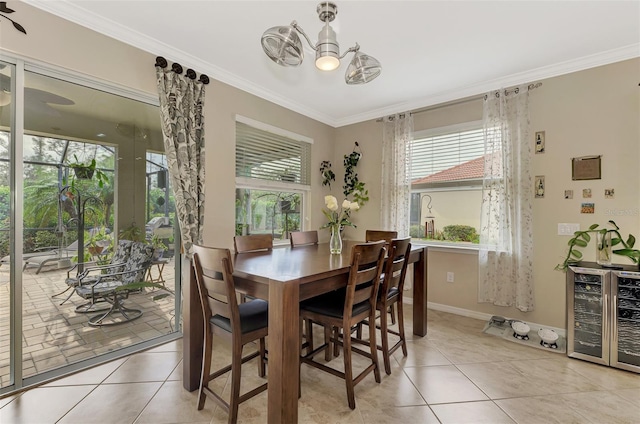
[0,60,181,395]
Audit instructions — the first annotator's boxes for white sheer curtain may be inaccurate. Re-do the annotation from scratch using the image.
[381,113,413,238]
[478,86,535,312]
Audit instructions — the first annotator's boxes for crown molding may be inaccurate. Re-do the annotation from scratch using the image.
[23,1,640,128]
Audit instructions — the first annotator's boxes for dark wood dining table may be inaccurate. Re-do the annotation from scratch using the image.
[182,240,428,423]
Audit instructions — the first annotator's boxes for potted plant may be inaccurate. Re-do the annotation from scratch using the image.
[556,220,639,271]
[67,154,110,189]
[118,223,145,242]
[87,227,111,256]
[151,234,168,260]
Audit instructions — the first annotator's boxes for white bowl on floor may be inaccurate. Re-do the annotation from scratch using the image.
[511,321,530,337]
[538,328,559,344]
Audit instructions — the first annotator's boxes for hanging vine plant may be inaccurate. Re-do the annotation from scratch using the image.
[342,142,369,207]
[320,160,335,188]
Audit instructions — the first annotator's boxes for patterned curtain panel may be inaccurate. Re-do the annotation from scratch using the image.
[381,112,414,238]
[155,66,206,259]
[478,86,534,312]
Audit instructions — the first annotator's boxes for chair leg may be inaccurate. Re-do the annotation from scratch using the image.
[342,325,356,410]
[389,304,396,325]
[369,312,381,384]
[229,341,243,424]
[397,299,408,357]
[379,304,392,375]
[323,325,332,361]
[306,319,314,356]
[197,330,212,410]
[333,327,340,358]
[258,337,266,378]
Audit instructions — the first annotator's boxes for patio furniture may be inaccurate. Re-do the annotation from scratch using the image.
[53,240,133,306]
[19,240,80,274]
[299,241,386,410]
[73,241,154,326]
[192,244,268,424]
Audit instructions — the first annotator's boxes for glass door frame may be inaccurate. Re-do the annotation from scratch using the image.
[0,54,183,396]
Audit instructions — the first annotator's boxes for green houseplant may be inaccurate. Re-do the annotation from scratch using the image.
[67,154,110,189]
[556,220,639,271]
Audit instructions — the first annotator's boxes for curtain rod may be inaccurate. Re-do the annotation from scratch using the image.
[154,56,210,85]
[377,82,542,122]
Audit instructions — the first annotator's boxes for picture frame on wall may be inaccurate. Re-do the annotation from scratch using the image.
[564,190,573,199]
[535,131,545,154]
[572,155,601,180]
[535,175,545,198]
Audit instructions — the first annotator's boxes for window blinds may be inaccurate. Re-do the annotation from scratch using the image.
[410,128,484,181]
[235,121,311,186]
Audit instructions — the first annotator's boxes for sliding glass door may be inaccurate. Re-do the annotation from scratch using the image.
[0,58,181,394]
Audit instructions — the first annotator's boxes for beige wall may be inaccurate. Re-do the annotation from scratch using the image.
[339,59,640,328]
[3,4,639,328]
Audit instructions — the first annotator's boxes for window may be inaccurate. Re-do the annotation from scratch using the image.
[235,116,311,242]
[409,122,484,244]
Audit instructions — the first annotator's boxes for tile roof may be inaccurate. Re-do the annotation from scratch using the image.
[412,155,485,184]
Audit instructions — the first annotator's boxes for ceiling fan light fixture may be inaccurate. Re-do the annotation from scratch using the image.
[261,2,381,84]
[261,25,304,67]
[345,51,382,85]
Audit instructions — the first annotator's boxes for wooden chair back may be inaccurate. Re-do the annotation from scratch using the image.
[365,230,398,245]
[344,241,386,318]
[192,245,241,335]
[233,234,273,253]
[290,230,319,247]
[380,237,412,298]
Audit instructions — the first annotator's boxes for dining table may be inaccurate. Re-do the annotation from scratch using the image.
[182,240,428,423]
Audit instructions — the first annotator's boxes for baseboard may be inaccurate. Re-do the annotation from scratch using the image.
[403,299,567,338]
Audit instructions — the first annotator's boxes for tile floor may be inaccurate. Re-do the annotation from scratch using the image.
[1,306,639,423]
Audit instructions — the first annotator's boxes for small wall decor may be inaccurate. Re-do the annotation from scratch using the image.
[572,155,601,180]
[583,188,592,199]
[564,190,573,199]
[535,176,545,198]
[0,2,27,34]
[605,188,615,199]
[535,131,545,154]
[581,203,595,214]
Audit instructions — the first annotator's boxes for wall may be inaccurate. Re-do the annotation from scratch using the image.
[0,3,335,249]
[338,59,640,328]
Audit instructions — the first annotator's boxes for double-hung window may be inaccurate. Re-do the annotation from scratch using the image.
[409,121,484,244]
[235,116,311,243]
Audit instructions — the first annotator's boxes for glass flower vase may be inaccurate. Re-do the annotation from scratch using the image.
[329,224,342,254]
[595,231,612,266]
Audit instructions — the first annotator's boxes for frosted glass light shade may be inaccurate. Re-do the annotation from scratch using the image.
[345,51,382,85]
[261,25,304,67]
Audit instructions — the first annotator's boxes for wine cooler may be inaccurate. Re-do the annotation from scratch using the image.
[567,262,640,373]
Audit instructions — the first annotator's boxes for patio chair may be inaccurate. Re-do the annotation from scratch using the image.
[53,240,133,306]
[73,241,154,326]
[1,240,79,274]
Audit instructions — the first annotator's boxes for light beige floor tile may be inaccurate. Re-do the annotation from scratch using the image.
[103,351,181,383]
[44,358,127,386]
[431,400,516,424]
[359,405,439,424]
[393,340,451,367]
[0,385,95,424]
[403,365,488,404]
[559,390,640,424]
[167,359,183,381]
[145,339,182,353]
[495,395,593,424]
[564,358,640,389]
[136,380,215,423]
[59,382,161,424]
[612,387,640,404]
[0,393,17,408]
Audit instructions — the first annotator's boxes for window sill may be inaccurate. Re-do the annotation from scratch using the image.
[411,239,479,254]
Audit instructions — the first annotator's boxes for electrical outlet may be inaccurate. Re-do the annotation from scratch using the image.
[446,272,454,283]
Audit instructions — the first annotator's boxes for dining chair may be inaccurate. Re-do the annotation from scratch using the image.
[376,237,411,375]
[365,229,398,244]
[289,230,318,247]
[365,229,399,324]
[299,241,386,410]
[233,234,273,253]
[192,244,268,424]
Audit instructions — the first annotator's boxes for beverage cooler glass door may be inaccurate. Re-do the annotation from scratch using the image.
[612,271,640,373]
[567,266,609,365]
